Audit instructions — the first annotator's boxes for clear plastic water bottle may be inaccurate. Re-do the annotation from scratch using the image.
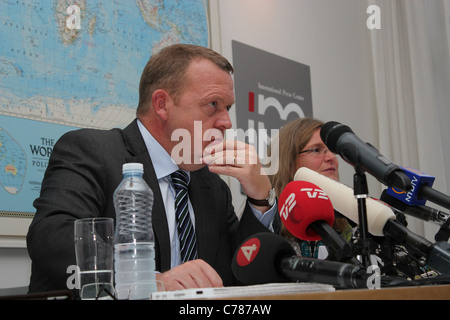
[113,163,156,300]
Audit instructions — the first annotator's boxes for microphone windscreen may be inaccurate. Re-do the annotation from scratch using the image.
[278,181,335,241]
[231,232,294,285]
[294,167,395,236]
[320,121,353,152]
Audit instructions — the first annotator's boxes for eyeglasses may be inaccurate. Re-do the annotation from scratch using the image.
[298,146,331,156]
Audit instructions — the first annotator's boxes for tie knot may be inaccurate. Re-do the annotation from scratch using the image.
[171,170,189,191]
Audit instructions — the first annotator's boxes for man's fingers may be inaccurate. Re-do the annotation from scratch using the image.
[157,259,223,291]
[202,140,258,167]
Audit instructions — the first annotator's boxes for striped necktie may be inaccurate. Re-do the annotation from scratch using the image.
[171,170,198,263]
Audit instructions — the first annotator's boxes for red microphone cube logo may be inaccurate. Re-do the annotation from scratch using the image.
[236,237,260,267]
[300,187,329,200]
[280,192,296,221]
[278,181,335,241]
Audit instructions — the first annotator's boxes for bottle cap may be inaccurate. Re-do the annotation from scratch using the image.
[122,163,144,174]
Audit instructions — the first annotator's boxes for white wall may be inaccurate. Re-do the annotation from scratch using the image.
[0,248,30,292]
[0,218,31,292]
[211,0,384,211]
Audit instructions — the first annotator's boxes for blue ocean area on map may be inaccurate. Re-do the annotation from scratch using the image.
[0,1,208,128]
[0,0,208,214]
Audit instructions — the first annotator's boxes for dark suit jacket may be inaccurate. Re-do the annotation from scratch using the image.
[27,119,277,294]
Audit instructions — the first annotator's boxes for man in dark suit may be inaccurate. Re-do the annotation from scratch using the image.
[27,44,279,295]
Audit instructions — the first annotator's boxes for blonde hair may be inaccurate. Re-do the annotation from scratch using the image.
[269,117,323,198]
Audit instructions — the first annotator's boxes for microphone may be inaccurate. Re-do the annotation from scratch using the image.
[381,190,450,227]
[278,180,354,262]
[294,167,395,236]
[320,121,411,192]
[231,232,368,289]
[386,167,450,211]
[295,167,450,275]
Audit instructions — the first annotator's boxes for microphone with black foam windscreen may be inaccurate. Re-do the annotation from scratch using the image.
[231,232,368,289]
[278,180,354,262]
[320,121,412,192]
[295,167,450,275]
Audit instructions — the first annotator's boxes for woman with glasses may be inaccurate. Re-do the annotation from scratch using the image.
[269,117,353,259]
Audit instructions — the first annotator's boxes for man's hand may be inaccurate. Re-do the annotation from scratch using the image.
[203,140,273,213]
[156,259,223,291]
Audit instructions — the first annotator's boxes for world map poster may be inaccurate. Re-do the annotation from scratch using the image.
[0,0,209,217]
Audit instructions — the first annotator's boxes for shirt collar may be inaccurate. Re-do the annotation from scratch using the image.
[137,119,183,180]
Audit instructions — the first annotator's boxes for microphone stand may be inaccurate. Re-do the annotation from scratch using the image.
[353,168,373,269]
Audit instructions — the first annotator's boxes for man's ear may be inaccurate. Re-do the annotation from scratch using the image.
[151,89,170,121]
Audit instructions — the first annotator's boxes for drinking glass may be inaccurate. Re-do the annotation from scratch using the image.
[74,217,114,300]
